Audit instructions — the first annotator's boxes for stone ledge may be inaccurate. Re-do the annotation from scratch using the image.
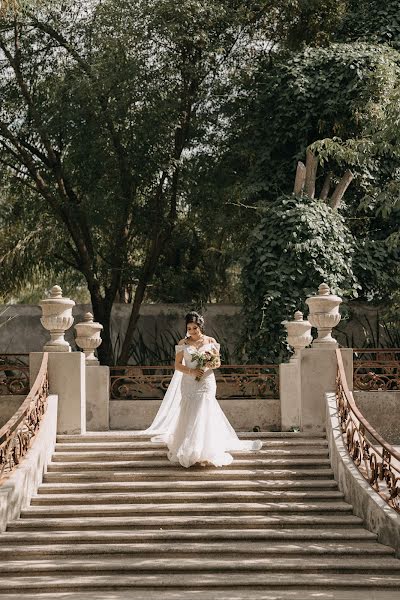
[0,394,58,532]
[325,391,400,556]
[109,398,281,431]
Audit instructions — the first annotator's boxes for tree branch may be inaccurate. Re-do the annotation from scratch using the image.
[28,14,133,187]
[330,170,354,210]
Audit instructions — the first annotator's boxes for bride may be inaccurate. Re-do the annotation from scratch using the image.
[143,311,262,468]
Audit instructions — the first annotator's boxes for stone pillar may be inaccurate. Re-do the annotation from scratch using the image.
[75,313,109,431]
[299,346,353,432]
[30,285,86,434]
[280,283,353,433]
[280,311,312,431]
[86,366,109,431]
[303,283,352,431]
[280,360,302,431]
[30,352,86,435]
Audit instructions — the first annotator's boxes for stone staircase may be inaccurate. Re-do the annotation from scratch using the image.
[1,431,400,598]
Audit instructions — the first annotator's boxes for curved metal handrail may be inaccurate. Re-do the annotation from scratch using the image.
[336,348,400,512]
[0,353,49,479]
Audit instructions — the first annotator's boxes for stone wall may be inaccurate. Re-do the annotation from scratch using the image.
[334,299,395,348]
[354,391,400,445]
[0,300,395,363]
[110,398,281,432]
[0,303,242,362]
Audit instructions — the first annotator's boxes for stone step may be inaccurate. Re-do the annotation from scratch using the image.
[2,572,400,592]
[5,590,400,600]
[51,448,330,460]
[21,501,354,518]
[46,458,332,471]
[2,573,400,594]
[8,514,364,530]
[0,527,379,543]
[56,432,328,443]
[0,571,400,600]
[1,556,400,575]
[55,438,329,450]
[32,490,345,504]
[42,468,335,482]
[6,423,397,597]
[38,479,340,493]
[0,540,392,559]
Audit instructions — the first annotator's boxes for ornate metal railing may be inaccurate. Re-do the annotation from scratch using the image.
[336,348,400,512]
[110,364,279,401]
[353,348,400,392]
[0,353,30,395]
[0,353,49,480]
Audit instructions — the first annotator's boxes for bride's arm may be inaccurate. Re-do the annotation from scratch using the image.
[174,339,202,377]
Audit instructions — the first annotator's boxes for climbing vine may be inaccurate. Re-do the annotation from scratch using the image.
[242,194,359,363]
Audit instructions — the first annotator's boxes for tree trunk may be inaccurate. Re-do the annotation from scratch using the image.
[97,311,113,366]
[116,280,146,366]
[88,287,114,366]
[304,149,318,198]
[293,161,306,195]
[320,172,332,201]
[330,170,354,210]
[116,230,169,365]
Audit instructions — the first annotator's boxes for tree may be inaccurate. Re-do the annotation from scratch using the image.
[241,154,359,363]
[0,0,350,363]
[340,0,400,50]
[222,41,399,291]
[0,0,271,364]
[220,2,400,361]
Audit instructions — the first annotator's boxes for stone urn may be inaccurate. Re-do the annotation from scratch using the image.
[305,283,342,347]
[74,312,103,365]
[282,311,312,361]
[39,285,75,352]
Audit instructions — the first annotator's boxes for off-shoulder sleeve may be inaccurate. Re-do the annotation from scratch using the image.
[210,342,220,353]
[175,344,186,355]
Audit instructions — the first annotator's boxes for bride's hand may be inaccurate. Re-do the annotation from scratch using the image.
[192,368,204,379]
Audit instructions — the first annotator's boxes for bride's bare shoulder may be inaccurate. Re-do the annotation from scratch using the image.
[207,336,217,344]
[177,338,187,346]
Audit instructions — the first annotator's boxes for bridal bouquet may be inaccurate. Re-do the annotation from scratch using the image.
[192,349,220,381]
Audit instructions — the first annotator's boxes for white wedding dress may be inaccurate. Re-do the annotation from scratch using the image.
[143,341,262,468]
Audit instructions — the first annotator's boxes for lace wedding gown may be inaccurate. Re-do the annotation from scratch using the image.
[143,341,262,468]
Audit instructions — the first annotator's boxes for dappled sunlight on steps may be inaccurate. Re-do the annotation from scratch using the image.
[1,431,400,597]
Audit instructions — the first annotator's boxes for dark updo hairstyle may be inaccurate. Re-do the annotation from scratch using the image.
[185,311,205,334]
